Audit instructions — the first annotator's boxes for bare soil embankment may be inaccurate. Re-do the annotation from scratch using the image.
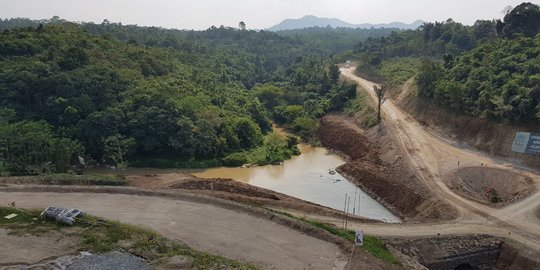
[319,115,457,222]
[0,172,376,222]
[398,90,540,169]
[127,173,378,222]
[445,166,536,207]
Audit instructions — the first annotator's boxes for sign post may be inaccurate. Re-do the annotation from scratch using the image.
[347,230,364,270]
[355,230,364,247]
[512,132,540,155]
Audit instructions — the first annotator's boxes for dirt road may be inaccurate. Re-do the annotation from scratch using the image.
[340,67,540,251]
[0,192,347,270]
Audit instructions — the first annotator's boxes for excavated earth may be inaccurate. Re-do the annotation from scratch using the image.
[127,173,375,222]
[319,114,457,222]
[445,166,537,207]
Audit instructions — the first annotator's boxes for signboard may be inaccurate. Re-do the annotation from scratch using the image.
[355,230,364,246]
[512,132,540,155]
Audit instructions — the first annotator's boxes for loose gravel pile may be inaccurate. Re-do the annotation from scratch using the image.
[66,251,151,270]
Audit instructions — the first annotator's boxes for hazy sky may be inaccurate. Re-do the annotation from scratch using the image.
[0,0,534,30]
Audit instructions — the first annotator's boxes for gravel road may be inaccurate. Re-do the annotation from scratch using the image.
[66,251,151,270]
[0,192,347,270]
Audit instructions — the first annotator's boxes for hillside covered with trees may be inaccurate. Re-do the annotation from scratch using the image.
[0,21,358,174]
[354,2,540,124]
[2,2,538,175]
[416,2,540,124]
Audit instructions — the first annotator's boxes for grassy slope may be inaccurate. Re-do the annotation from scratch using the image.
[274,210,400,264]
[0,207,257,269]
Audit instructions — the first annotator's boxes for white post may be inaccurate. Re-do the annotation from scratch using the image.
[343,194,347,229]
[353,187,357,215]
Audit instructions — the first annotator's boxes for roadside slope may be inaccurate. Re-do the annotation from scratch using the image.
[0,191,347,270]
[319,115,457,221]
[340,66,540,251]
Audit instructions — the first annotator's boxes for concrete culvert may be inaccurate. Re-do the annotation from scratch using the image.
[454,263,480,270]
[445,167,536,207]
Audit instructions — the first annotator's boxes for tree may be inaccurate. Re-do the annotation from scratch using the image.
[235,118,263,148]
[103,134,135,176]
[239,21,246,30]
[501,3,540,37]
[291,117,319,140]
[416,60,444,98]
[329,64,340,84]
[252,84,284,110]
[374,85,386,123]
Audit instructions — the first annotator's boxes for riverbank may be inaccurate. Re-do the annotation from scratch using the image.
[128,126,300,169]
[319,114,457,222]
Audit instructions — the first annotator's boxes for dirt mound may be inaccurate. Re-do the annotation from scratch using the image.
[319,115,457,222]
[170,179,280,200]
[127,172,374,222]
[318,116,375,160]
[128,172,195,188]
[446,167,536,207]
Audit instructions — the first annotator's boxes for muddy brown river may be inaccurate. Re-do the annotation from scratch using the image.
[190,143,400,223]
[91,127,400,223]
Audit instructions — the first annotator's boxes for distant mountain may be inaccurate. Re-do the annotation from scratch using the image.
[268,15,424,31]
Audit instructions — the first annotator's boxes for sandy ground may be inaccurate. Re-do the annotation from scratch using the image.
[446,166,536,207]
[0,229,80,265]
[340,67,540,252]
[0,192,348,270]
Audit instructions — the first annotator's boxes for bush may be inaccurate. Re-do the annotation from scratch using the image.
[291,117,319,140]
[222,152,248,167]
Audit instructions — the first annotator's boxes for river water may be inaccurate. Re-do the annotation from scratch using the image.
[190,128,400,223]
[90,128,400,223]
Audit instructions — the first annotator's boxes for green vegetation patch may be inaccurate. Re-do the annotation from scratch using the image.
[377,57,421,86]
[416,34,540,123]
[0,173,125,186]
[214,132,301,167]
[40,173,125,186]
[344,92,378,128]
[298,218,399,264]
[232,208,399,264]
[0,207,257,269]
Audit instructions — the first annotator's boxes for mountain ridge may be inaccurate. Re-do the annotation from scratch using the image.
[268,15,424,31]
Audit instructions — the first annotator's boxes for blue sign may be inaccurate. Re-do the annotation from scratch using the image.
[512,132,540,155]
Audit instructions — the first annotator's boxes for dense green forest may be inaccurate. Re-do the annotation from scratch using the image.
[274,26,400,55]
[354,2,540,124]
[417,33,540,123]
[1,2,538,175]
[416,3,540,124]
[0,20,358,174]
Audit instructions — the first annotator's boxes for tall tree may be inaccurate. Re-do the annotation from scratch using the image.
[239,21,246,30]
[374,85,386,123]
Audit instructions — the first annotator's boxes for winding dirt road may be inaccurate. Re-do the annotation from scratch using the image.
[340,66,540,251]
[0,191,347,270]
